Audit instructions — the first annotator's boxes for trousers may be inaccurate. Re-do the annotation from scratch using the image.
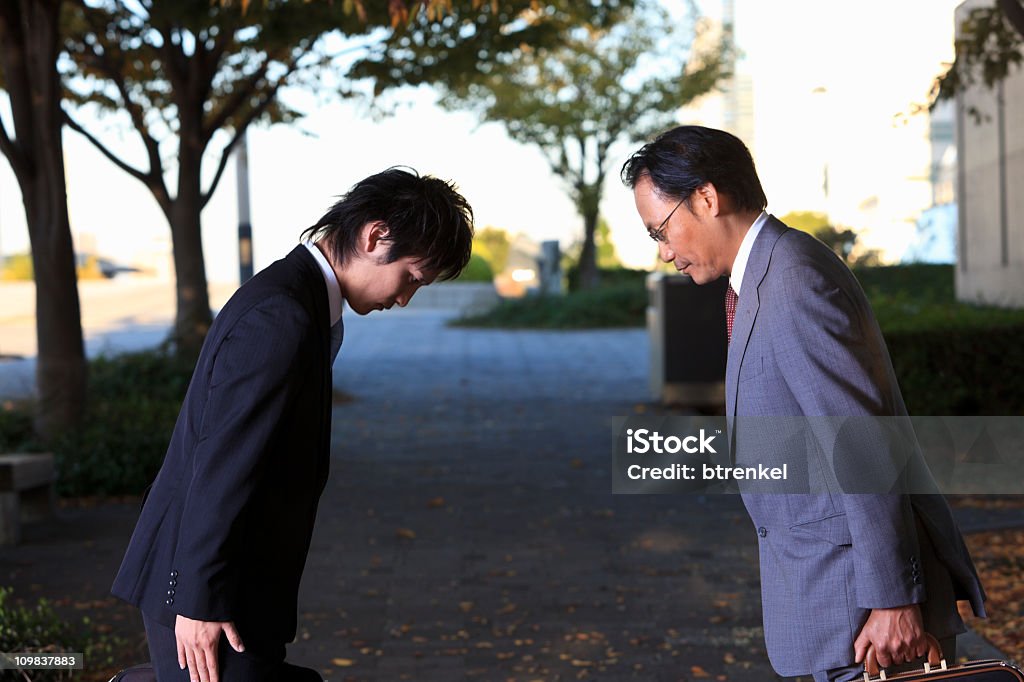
[143,613,322,682]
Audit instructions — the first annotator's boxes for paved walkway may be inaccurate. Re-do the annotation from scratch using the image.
[0,309,1014,681]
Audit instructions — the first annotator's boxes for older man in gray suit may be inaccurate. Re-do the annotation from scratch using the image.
[622,126,986,681]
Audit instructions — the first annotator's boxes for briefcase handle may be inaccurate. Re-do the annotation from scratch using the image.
[864,633,947,681]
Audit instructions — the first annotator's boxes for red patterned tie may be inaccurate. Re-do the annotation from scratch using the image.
[725,285,738,345]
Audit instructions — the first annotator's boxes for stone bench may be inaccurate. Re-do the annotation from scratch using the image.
[0,453,56,545]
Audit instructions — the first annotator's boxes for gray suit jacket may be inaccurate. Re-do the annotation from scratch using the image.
[725,216,986,676]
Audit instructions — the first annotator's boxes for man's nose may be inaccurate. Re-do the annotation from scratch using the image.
[657,241,675,263]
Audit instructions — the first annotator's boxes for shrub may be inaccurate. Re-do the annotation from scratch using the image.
[0,349,194,497]
[854,263,954,305]
[453,282,646,329]
[564,264,648,292]
[457,252,495,282]
[0,586,119,681]
[853,264,1024,413]
[52,349,194,497]
[885,324,1024,415]
[0,403,35,451]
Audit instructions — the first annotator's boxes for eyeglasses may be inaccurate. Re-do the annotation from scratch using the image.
[648,196,687,243]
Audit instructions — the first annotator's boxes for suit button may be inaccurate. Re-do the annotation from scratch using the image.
[758,527,768,538]
[170,570,179,578]
[167,589,175,597]
[166,598,174,606]
[169,579,177,587]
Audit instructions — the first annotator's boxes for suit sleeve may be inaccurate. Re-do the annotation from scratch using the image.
[772,259,926,610]
[171,295,313,621]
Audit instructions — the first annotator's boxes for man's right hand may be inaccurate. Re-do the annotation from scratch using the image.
[174,614,245,682]
[853,604,926,670]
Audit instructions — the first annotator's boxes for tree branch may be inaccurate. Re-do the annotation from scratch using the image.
[201,54,271,143]
[198,25,231,86]
[75,30,166,183]
[0,116,26,179]
[0,4,34,176]
[998,0,1024,38]
[63,109,155,188]
[200,73,286,208]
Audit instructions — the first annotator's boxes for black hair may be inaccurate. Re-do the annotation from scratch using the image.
[302,167,474,281]
[620,126,767,213]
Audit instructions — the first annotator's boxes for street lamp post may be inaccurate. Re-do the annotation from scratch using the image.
[236,130,254,284]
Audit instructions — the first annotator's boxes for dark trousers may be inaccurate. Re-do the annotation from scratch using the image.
[143,613,322,682]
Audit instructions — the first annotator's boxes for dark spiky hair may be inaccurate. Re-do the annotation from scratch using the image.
[302,167,474,281]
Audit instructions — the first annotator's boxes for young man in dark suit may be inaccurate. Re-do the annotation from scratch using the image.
[112,168,474,682]
[622,127,985,682]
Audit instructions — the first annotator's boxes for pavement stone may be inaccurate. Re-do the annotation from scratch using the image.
[0,308,1018,680]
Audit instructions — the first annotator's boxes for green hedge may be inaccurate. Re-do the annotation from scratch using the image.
[452,282,646,329]
[885,324,1024,415]
[853,263,954,304]
[1,349,195,497]
[456,253,495,282]
[54,349,194,497]
[565,265,648,292]
[858,265,1024,413]
[0,586,119,680]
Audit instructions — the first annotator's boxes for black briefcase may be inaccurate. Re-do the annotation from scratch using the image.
[864,635,1023,681]
[107,663,156,682]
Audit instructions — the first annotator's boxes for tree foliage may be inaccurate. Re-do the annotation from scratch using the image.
[932,0,1024,119]
[474,226,512,274]
[353,0,729,289]
[59,0,632,348]
[61,0,397,350]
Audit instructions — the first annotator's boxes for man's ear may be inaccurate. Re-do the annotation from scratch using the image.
[694,182,721,218]
[361,221,390,255]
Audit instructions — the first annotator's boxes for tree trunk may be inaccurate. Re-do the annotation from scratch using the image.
[167,165,213,356]
[164,99,213,355]
[577,206,601,291]
[0,0,87,439]
[26,174,87,437]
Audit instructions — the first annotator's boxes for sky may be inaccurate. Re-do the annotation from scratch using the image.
[0,0,964,284]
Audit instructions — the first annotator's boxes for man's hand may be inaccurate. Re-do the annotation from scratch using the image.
[174,614,245,682]
[853,604,927,670]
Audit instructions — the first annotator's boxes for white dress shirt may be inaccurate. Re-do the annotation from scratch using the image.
[729,211,769,296]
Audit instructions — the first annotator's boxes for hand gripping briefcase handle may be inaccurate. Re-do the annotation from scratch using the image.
[863,632,1024,681]
[864,633,945,681]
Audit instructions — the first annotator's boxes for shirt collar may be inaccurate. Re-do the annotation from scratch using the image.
[729,211,769,296]
[303,241,343,326]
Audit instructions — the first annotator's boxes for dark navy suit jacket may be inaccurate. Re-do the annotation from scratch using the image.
[112,245,334,653]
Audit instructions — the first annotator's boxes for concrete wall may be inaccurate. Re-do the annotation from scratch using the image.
[955,0,1024,307]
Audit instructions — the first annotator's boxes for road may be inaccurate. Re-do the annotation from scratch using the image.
[0,277,237,399]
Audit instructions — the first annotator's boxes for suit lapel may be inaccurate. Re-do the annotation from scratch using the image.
[288,245,332,364]
[726,216,789,419]
[287,245,334,484]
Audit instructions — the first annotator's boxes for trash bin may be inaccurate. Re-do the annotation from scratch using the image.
[647,272,727,408]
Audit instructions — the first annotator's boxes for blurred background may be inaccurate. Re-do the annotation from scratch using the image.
[1,0,1022,679]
